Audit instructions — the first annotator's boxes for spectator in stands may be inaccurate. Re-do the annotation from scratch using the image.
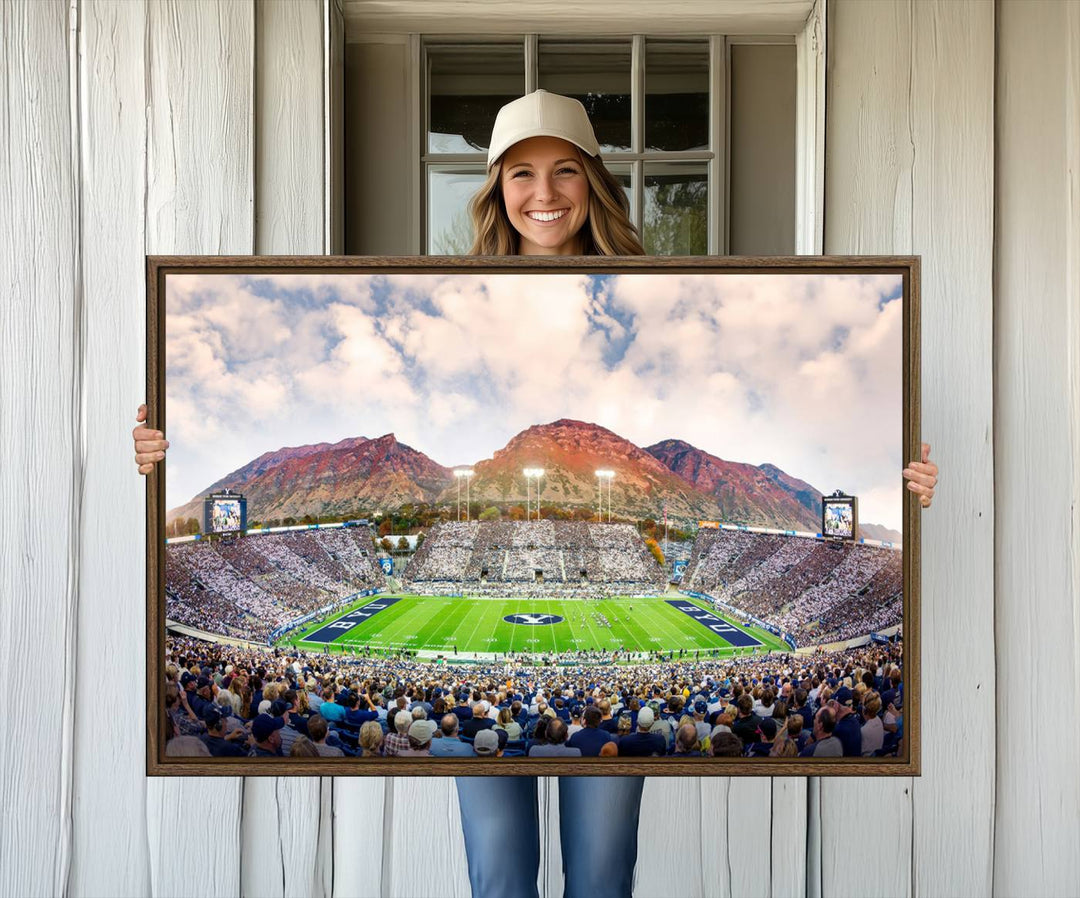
[830,688,862,757]
[617,707,665,758]
[567,707,613,757]
[384,711,413,758]
[452,691,474,721]
[793,689,813,727]
[494,707,522,742]
[711,732,744,758]
[399,719,436,757]
[732,694,763,747]
[692,701,711,743]
[290,737,320,758]
[164,716,210,758]
[769,730,798,758]
[647,700,674,750]
[431,715,477,758]
[881,668,903,712]
[673,723,704,757]
[710,712,735,745]
[746,718,778,757]
[165,683,205,738]
[786,715,808,754]
[184,674,211,719]
[201,709,247,757]
[461,704,496,740]
[528,719,580,758]
[305,679,323,715]
[803,708,841,758]
[567,706,584,739]
[860,692,885,756]
[249,713,284,757]
[345,692,379,727]
[597,699,618,735]
[358,722,384,758]
[473,729,502,758]
[319,691,348,725]
[306,715,343,758]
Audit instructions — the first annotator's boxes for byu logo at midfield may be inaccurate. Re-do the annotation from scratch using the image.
[504,613,564,626]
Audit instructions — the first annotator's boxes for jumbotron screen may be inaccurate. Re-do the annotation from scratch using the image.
[822,495,857,540]
[211,500,242,533]
[202,490,247,534]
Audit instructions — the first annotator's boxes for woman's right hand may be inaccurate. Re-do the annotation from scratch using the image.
[133,403,169,474]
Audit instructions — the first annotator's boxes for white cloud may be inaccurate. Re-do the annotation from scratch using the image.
[165,271,904,530]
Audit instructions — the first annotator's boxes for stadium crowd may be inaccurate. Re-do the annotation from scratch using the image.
[404,521,666,597]
[683,529,902,644]
[163,633,905,761]
[165,529,386,642]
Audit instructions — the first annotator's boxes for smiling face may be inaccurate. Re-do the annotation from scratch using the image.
[499,136,591,255]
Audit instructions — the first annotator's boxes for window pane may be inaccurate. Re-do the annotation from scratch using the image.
[643,163,707,255]
[645,40,709,152]
[428,44,524,154]
[604,163,634,215]
[538,41,632,153]
[428,167,487,254]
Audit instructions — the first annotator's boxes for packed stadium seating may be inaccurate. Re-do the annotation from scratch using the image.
[165,632,906,761]
[165,529,387,642]
[403,521,666,596]
[682,528,902,644]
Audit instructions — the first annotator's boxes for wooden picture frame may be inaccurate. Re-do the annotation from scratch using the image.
[147,255,920,776]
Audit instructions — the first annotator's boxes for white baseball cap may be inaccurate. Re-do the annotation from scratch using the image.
[486,90,601,169]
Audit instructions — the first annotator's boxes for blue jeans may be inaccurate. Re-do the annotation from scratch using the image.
[455,776,646,898]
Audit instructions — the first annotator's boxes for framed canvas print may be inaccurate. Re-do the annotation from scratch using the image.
[146,256,920,776]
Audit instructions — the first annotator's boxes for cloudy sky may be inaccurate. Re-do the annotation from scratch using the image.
[166,271,904,529]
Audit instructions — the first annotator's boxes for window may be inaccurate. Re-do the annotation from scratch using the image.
[422,35,795,256]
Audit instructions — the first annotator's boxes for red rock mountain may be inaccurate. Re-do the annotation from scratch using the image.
[645,439,822,531]
[166,434,452,524]
[442,419,724,523]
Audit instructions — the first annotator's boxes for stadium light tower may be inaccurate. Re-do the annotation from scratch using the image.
[524,468,544,520]
[454,469,474,521]
[595,470,615,522]
[530,468,545,520]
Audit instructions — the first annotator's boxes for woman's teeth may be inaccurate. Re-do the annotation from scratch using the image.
[527,210,567,222]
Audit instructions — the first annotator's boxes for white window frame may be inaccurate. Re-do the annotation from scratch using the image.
[409,1,825,256]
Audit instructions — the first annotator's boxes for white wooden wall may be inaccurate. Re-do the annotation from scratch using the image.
[1,1,1077,896]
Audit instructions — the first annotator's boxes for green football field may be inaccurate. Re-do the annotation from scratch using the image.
[280,594,789,657]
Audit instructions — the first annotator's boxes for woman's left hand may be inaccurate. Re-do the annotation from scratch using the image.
[903,443,938,509]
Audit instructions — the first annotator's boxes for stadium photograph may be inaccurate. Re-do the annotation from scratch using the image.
[155,263,912,773]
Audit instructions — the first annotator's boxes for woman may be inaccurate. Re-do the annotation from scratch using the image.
[358,721,385,758]
[133,89,939,898]
[494,706,522,742]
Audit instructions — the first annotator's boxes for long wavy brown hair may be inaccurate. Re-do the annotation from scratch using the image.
[468,148,645,256]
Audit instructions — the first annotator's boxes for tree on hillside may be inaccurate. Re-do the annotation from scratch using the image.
[479,506,501,521]
[397,536,409,551]
[380,537,393,553]
[644,537,665,566]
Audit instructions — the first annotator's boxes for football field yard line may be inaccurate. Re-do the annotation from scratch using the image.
[414,598,469,649]
[433,598,478,651]
[354,597,422,647]
[460,600,492,652]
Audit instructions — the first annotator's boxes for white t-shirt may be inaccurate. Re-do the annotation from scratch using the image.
[861,716,885,755]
